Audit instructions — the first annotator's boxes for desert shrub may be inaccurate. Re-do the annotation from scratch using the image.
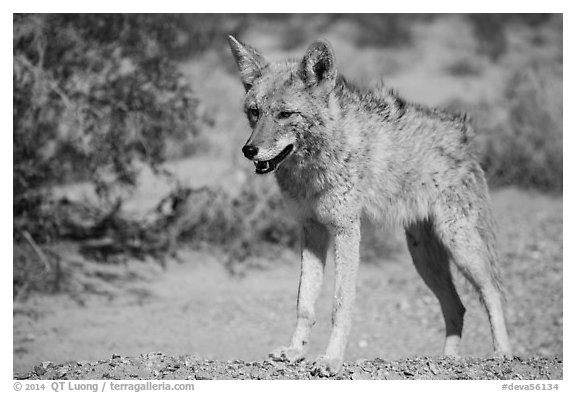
[14,14,200,243]
[467,14,554,60]
[480,61,562,192]
[13,239,58,299]
[467,14,509,61]
[174,178,300,269]
[446,60,562,193]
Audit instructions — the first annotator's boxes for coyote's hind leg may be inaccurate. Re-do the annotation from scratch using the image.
[406,219,466,356]
[433,202,512,357]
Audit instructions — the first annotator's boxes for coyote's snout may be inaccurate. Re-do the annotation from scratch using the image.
[242,139,295,174]
[229,35,512,376]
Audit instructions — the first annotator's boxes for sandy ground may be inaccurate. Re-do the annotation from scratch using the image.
[13,188,563,377]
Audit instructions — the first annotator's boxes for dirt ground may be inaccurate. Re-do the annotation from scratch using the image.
[13,188,563,379]
[18,353,563,380]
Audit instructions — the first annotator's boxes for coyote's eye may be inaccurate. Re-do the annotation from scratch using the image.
[248,107,259,119]
[278,111,294,119]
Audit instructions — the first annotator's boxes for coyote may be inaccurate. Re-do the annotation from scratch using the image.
[228,36,512,376]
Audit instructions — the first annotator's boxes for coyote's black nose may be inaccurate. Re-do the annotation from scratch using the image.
[242,145,258,159]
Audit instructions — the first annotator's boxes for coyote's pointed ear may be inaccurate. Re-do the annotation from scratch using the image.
[228,35,268,92]
[300,39,337,92]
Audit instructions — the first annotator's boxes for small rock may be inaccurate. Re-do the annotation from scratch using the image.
[427,361,440,375]
[56,367,68,378]
[351,371,372,380]
[34,365,46,376]
[195,372,212,380]
[184,359,195,368]
[111,354,122,359]
[34,361,53,375]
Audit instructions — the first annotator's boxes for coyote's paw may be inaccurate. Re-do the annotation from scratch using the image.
[312,355,342,377]
[269,346,306,363]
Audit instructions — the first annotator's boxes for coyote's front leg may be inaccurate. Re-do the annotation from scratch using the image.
[270,220,329,362]
[313,220,361,376]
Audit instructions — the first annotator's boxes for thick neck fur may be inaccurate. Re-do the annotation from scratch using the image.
[275,76,397,201]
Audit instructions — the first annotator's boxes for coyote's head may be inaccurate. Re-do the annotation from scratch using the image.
[228,36,338,174]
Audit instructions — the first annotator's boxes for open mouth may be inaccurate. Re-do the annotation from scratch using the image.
[254,144,294,174]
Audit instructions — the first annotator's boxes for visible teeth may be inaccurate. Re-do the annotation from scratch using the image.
[254,160,271,172]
